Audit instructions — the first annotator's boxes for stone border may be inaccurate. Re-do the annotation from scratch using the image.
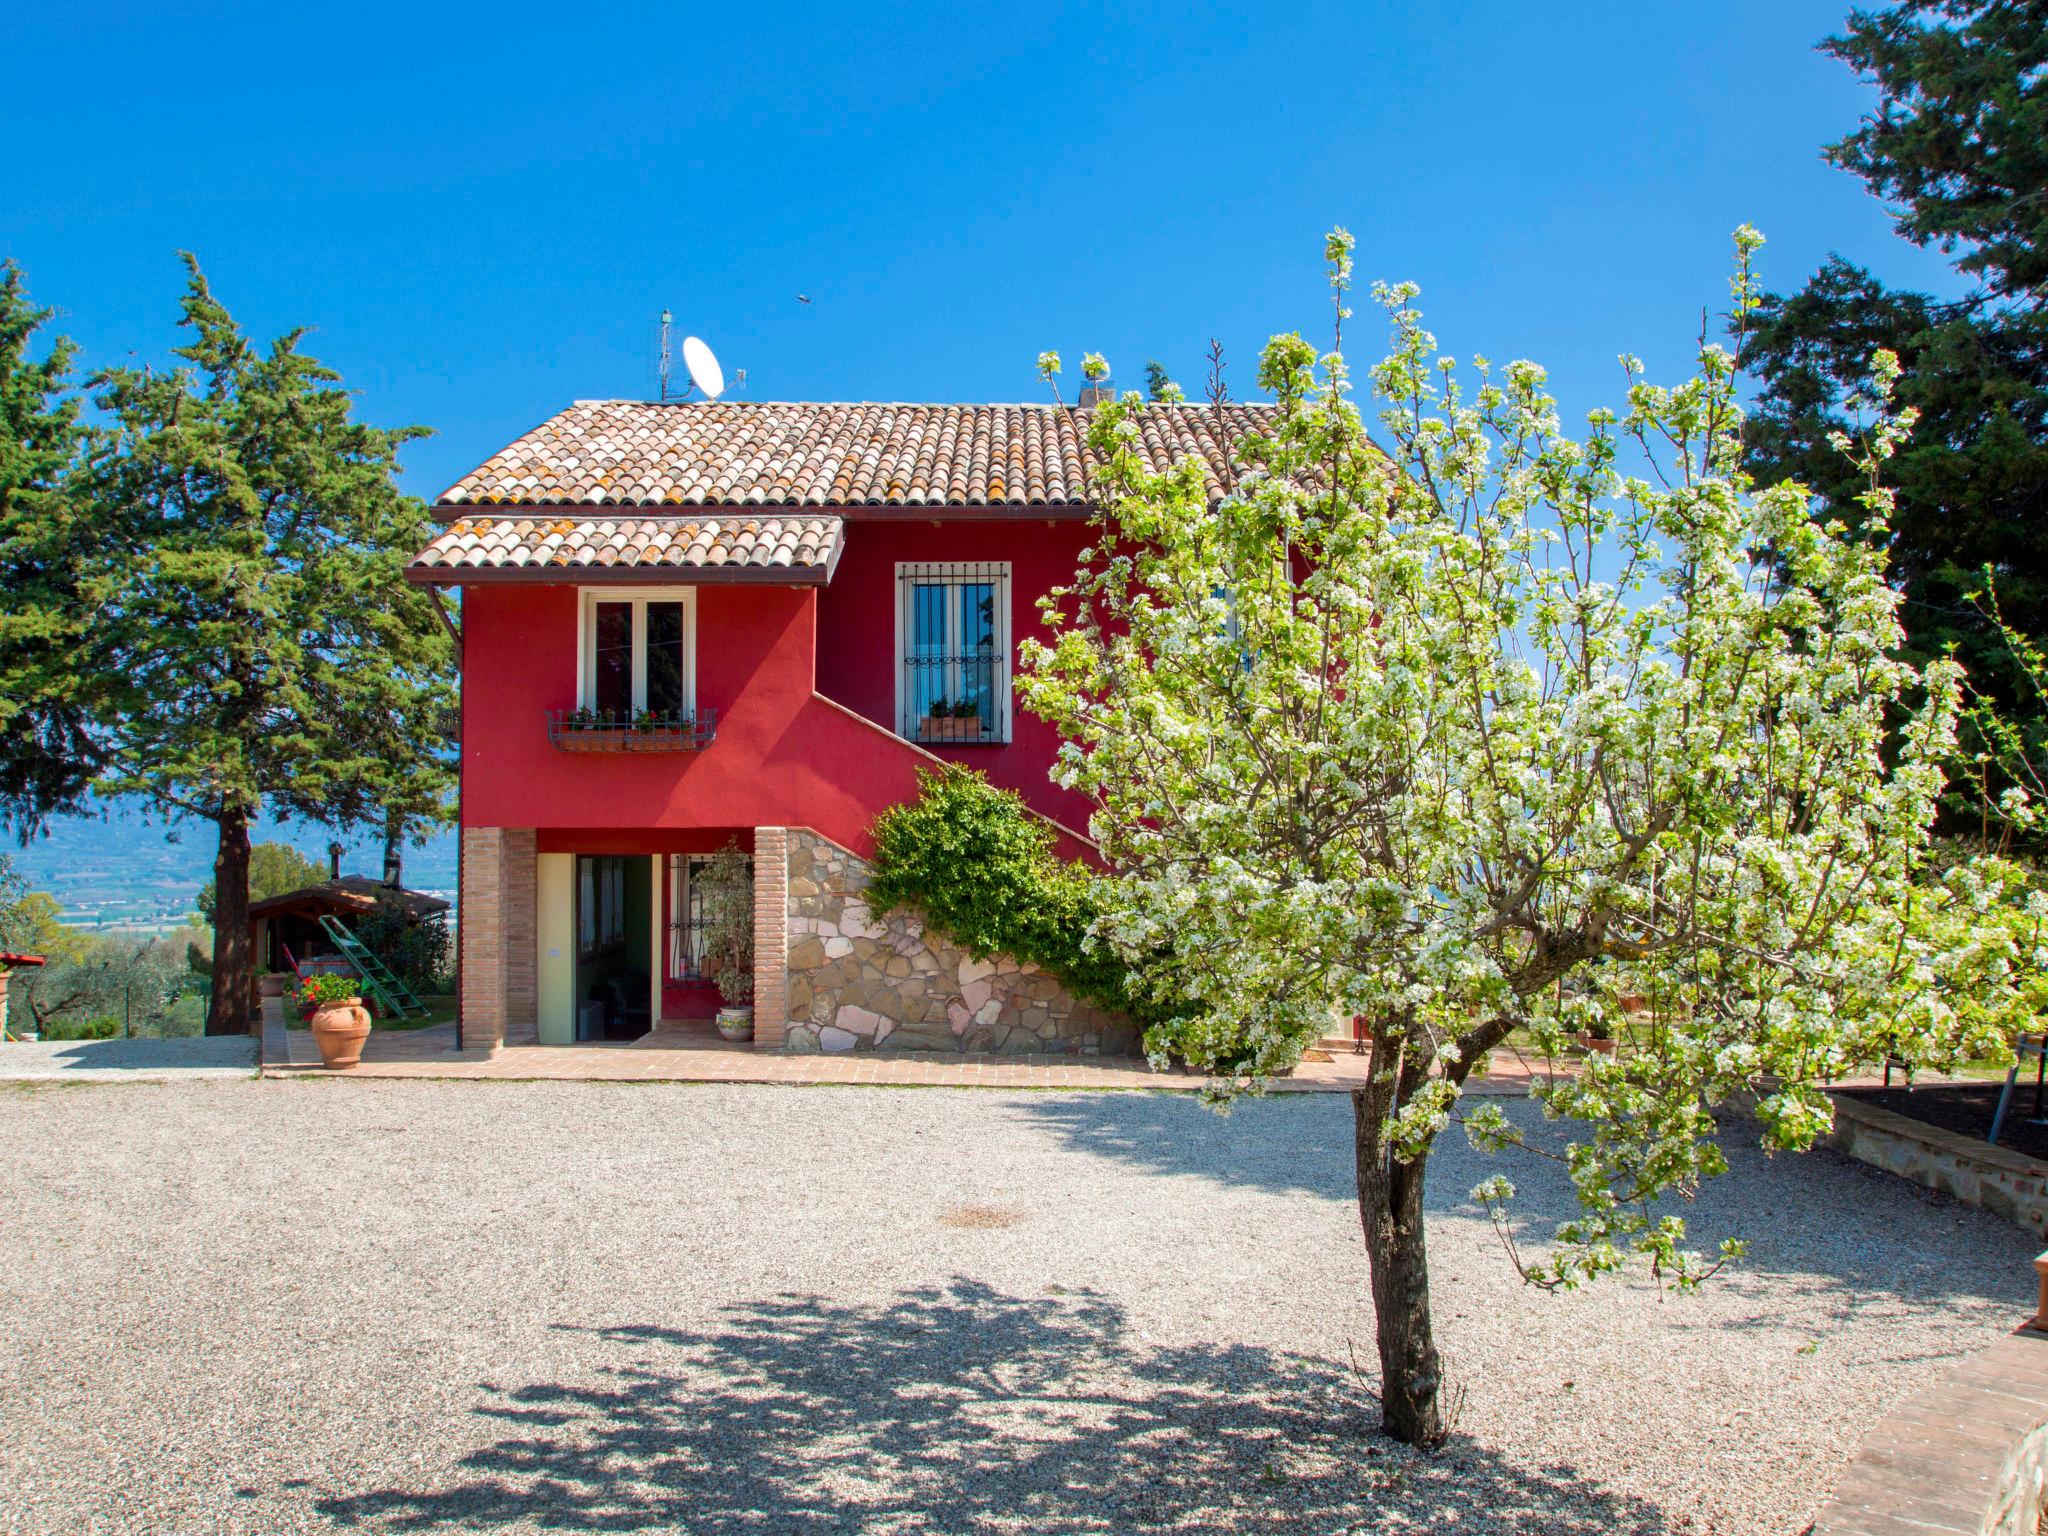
[1810,1320,2048,1536]
[1825,1091,2048,1240]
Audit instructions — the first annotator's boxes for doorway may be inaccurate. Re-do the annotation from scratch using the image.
[574,854,653,1041]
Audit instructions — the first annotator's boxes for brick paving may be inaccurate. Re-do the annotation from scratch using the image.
[1808,1322,2048,1535]
[261,1010,1537,1094]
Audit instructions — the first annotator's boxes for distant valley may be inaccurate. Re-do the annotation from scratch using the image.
[8,802,457,932]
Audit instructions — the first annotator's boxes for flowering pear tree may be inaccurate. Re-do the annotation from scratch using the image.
[1019,230,2033,1446]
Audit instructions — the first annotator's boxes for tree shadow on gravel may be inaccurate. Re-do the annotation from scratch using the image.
[1013,1091,1359,1199]
[317,1278,1669,1534]
[1016,1093,2032,1315]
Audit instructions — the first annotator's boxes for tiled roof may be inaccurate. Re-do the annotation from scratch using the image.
[407,513,844,584]
[247,876,450,920]
[435,400,1279,510]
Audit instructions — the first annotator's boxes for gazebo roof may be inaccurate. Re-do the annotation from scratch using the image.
[246,876,449,923]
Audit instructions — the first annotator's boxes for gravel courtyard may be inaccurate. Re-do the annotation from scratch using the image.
[0,1078,2030,1535]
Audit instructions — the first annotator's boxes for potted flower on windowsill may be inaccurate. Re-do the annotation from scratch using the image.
[698,839,756,1041]
[300,973,372,1069]
[918,698,984,744]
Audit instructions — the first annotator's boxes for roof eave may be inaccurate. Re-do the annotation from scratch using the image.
[405,562,835,588]
[429,500,1101,525]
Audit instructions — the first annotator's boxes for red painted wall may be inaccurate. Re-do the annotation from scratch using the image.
[459,561,1095,863]
[814,519,1097,833]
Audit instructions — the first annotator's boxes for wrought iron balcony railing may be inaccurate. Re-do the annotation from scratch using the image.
[545,707,718,753]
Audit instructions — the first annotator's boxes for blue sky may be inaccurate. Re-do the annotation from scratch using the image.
[11,0,1963,506]
[4,0,1969,901]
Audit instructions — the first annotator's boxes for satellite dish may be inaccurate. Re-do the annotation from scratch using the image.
[682,336,724,400]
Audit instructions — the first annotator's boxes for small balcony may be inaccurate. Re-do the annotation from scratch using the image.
[546,708,718,753]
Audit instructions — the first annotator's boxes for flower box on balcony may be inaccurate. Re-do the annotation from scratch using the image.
[917,713,986,744]
[546,708,718,752]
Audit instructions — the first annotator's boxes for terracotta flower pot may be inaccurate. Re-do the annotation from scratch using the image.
[1577,1032,1618,1057]
[310,998,372,1069]
[258,973,292,999]
[917,715,983,743]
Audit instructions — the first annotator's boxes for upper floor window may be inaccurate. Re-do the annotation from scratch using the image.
[897,561,1010,745]
[579,587,696,719]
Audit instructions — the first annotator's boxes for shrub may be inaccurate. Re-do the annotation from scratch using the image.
[867,767,1183,1028]
[42,1016,119,1041]
[353,899,451,992]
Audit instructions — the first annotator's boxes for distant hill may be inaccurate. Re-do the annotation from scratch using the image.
[9,801,456,931]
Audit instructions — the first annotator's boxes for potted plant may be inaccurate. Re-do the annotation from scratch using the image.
[919,698,984,743]
[697,839,756,1041]
[1577,1016,1618,1056]
[301,973,372,1069]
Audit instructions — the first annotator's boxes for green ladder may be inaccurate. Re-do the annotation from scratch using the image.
[317,915,427,1020]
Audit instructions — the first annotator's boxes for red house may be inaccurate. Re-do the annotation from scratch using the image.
[409,399,1263,1054]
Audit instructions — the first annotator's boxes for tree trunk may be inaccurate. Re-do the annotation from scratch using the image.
[1353,1087,1446,1446]
[205,810,253,1036]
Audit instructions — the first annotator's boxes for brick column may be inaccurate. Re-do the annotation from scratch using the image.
[752,827,789,1049]
[458,826,537,1054]
[501,829,538,1045]
[459,827,505,1053]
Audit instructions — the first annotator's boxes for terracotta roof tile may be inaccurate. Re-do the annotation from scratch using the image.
[436,401,1277,510]
[407,513,844,585]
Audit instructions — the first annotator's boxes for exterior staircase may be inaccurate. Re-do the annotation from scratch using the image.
[316,915,428,1020]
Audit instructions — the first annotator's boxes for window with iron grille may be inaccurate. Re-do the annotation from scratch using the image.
[665,853,728,981]
[897,562,1010,745]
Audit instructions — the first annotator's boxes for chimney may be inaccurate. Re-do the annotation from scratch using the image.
[327,841,344,881]
[382,815,403,889]
[1076,384,1112,408]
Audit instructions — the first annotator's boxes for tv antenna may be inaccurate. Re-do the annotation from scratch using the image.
[658,309,728,401]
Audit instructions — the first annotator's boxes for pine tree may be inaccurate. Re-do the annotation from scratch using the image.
[195,841,328,924]
[0,263,105,835]
[1745,2,2048,760]
[83,257,456,1033]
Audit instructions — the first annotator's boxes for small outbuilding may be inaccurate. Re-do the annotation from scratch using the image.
[0,951,48,1041]
[248,875,450,978]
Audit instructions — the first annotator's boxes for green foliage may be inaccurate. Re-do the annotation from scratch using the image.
[195,841,326,923]
[353,898,450,991]
[1745,3,2048,783]
[695,839,755,1006]
[40,1016,117,1041]
[1824,1,2048,304]
[1143,359,1184,404]
[0,854,87,967]
[867,767,1168,1025]
[65,256,458,1029]
[298,973,359,1007]
[0,262,105,835]
[15,931,191,1037]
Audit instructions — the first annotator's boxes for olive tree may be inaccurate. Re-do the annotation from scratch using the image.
[1019,229,2032,1445]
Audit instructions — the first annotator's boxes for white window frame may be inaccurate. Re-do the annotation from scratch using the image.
[577,586,698,715]
[893,561,1011,744]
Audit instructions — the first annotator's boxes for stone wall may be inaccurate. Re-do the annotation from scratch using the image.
[779,828,1138,1055]
[1826,1093,2048,1239]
